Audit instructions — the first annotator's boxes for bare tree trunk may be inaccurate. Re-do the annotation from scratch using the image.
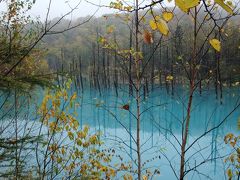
[180,83,194,180]
[92,42,96,89]
[15,90,19,179]
[159,42,162,87]
[78,55,84,92]
[215,51,219,100]
[216,33,223,104]
[107,51,110,88]
[129,26,133,96]
[96,28,102,95]
[179,7,197,180]
[134,1,141,179]
[102,48,107,88]
[166,46,169,94]
[151,36,155,91]
[61,48,64,87]
[146,77,149,97]
[171,47,174,96]
[199,76,202,96]
[114,33,118,96]
[72,58,78,92]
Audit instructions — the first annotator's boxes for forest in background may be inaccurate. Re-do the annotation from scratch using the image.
[43,9,240,96]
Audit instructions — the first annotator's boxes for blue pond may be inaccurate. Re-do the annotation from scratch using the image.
[68,86,240,179]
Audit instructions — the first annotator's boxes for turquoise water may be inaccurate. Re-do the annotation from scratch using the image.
[73,86,239,179]
[0,86,239,179]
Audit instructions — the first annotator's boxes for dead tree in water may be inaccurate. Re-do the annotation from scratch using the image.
[114,33,119,96]
[165,46,170,94]
[91,42,97,89]
[215,32,223,104]
[106,51,111,89]
[170,46,174,96]
[78,55,84,92]
[158,41,162,87]
[151,33,155,92]
[96,27,102,95]
[102,48,107,88]
[129,26,133,96]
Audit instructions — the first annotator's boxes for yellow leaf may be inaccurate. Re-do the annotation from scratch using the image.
[155,15,161,21]
[123,174,133,180]
[215,0,233,14]
[107,25,115,34]
[166,75,174,81]
[61,147,66,155]
[149,20,157,30]
[227,1,233,6]
[227,169,233,178]
[207,0,211,6]
[209,39,221,52]
[175,0,200,13]
[68,131,74,140]
[149,16,169,36]
[142,175,148,180]
[156,19,169,36]
[162,11,174,22]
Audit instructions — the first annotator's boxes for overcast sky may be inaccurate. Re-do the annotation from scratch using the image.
[30,0,114,20]
[30,0,173,20]
[0,0,174,20]
[1,0,238,20]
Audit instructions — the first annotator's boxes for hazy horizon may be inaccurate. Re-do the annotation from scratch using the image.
[0,0,174,20]
[31,0,173,20]
[1,0,238,21]
[31,0,115,20]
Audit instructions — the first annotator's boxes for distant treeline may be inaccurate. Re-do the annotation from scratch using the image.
[43,9,240,95]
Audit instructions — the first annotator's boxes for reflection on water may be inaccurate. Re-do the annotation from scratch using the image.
[74,86,239,179]
[1,86,238,179]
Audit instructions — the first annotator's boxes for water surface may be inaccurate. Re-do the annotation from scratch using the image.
[71,86,240,179]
